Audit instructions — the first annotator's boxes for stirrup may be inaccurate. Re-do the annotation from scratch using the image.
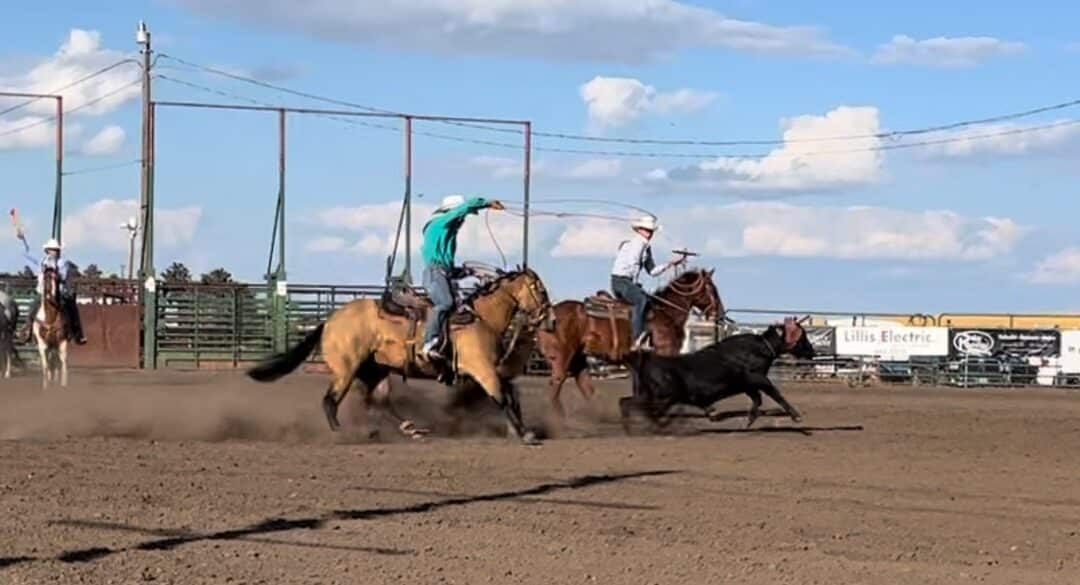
[631,332,651,351]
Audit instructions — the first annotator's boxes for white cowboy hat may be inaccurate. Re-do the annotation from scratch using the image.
[42,238,62,251]
[631,216,660,232]
[434,194,466,214]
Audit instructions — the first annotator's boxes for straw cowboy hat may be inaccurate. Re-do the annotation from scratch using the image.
[434,195,466,214]
[631,216,659,232]
[43,238,62,251]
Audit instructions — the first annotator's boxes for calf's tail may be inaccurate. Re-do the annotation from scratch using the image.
[247,323,324,382]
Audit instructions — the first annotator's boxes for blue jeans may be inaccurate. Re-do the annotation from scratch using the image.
[423,265,455,346]
[611,275,648,340]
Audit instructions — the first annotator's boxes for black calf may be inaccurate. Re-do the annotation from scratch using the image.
[621,318,815,429]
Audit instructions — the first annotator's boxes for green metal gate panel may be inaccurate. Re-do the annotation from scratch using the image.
[156,284,273,368]
[284,284,386,362]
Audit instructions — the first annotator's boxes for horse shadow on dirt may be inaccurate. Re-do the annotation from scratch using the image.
[9,469,677,569]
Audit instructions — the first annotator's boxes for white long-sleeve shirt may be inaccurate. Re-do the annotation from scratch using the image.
[611,234,665,282]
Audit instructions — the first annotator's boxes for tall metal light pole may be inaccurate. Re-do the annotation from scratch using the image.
[135,21,157,368]
[136,20,153,281]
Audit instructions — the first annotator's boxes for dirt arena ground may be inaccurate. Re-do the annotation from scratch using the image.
[1,369,1078,585]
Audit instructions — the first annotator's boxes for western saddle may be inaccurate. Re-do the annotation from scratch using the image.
[583,290,634,359]
[379,280,477,327]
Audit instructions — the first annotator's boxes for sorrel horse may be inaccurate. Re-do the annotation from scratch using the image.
[537,268,724,415]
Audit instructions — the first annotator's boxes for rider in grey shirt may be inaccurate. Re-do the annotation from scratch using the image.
[610,216,684,349]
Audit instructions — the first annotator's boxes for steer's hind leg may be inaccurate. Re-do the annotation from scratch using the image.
[744,388,763,428]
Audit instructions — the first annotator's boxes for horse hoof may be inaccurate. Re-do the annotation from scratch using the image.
[399,421,430,439]
[790,414,803,423]
[520,431,541,446]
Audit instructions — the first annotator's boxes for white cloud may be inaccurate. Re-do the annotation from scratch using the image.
[551,219,630,258]
[0,116,54,150]
[581,76,716,129]
[0,30,138,153]
[872,35,1027,68]
[549,202,1023,262]
[646,106,883,194]
[0,29,139,116]
[918,121,1080,159]
[62,199,202,252]
[173,0,850,62]
[1028,248,1080,284]
[79,126,125,156]
[304,236,348,253]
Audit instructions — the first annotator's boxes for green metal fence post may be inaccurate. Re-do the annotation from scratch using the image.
[267,276,288,354]
[142,277,158,369]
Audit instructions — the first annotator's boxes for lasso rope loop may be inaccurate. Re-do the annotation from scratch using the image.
[478,198,661,269]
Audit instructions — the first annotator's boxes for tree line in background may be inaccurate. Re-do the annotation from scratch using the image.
[0,261,236,285]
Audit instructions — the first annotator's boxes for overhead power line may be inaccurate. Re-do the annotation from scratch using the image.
[0,78,142,140]
[63,159,142,176]
[154,71,1080,161]
[155,74,531,151]
[0,59,139,118]
[156,52,1080,148]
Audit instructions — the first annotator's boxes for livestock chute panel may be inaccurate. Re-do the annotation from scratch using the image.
[284,284,387,363]
[156,283,273,369]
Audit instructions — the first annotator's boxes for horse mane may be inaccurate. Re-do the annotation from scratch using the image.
[461,266,534,306]
[654,268,706,295]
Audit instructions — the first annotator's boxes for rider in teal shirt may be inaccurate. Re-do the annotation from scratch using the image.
[421,195,503,359]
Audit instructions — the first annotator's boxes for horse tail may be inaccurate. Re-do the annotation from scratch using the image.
[247,323,324,382]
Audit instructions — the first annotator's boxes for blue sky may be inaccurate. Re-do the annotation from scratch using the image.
[3,0,1080,314]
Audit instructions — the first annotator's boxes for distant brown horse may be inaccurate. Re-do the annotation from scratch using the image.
[33,267,70,388]
[537,268,723,415]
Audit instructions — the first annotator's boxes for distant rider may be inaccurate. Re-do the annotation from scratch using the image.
[610,216,684,350]
[21,238,87,345]
[421,195,504,360]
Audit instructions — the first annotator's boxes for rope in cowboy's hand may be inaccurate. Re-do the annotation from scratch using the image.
[484,209,509,269]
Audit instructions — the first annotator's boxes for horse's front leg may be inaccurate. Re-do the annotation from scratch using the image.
[59,340,69,388]
[35,328,49,389]
[467,364,538,446]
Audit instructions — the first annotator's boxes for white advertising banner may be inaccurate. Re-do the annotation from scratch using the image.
[1059,331,1080,374]
[835,326,949,360]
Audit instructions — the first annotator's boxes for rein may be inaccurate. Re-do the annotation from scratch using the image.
[648,271,715,318]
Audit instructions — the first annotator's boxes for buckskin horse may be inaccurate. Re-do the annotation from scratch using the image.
[33,267,70,388]
[537,268,723,416]
[247,268,552,445]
